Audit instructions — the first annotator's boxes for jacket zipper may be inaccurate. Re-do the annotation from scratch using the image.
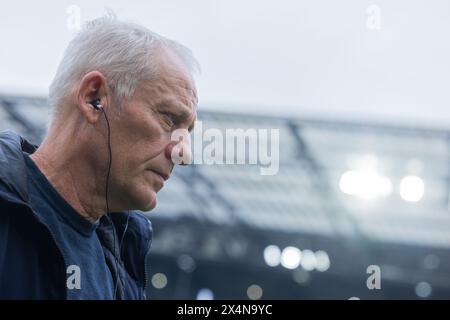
[143,244,152,300]
[143,218,153,300]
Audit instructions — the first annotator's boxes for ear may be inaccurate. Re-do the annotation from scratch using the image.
[75,71,108,124]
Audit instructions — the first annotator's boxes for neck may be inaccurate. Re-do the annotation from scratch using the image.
[30,127,109,224]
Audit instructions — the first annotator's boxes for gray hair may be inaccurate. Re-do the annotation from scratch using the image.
[48,14,199,116]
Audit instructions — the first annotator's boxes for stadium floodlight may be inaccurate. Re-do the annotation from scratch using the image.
[300,249,317,271]
[263,245,281,267]
[339,170,393,199]
[315,250,330,272]
[400,175,424,202]
[281,246,302,269]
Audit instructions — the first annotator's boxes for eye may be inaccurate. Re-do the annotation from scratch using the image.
[161,112,178,128]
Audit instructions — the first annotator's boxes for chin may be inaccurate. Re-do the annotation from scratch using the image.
[135,189,158,212]
[124,182,159,212]
[142,198,157,211]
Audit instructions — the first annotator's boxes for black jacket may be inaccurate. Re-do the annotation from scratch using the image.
[0,130,153,299]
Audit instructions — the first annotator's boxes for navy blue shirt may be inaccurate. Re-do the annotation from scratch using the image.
[24,153,115,300]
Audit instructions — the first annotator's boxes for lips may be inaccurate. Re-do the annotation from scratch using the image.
[149,169,170,181]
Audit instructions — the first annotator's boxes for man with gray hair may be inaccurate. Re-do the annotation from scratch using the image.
[0,15,198,299]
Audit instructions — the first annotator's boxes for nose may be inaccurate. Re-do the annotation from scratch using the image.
[165,129,192,166]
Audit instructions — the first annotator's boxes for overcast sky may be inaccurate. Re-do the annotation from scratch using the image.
[1,0,449,129]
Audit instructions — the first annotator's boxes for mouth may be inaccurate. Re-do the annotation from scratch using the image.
[149,169,170,182]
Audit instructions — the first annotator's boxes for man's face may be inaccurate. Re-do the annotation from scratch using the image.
[108,49,197,212]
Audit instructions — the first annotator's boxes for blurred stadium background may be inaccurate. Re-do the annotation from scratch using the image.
[2,94,450,299]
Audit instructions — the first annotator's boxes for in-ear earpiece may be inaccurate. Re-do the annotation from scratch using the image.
[90,98,103,111]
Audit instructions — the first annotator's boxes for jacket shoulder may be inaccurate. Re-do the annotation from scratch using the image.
[0,130,36,204]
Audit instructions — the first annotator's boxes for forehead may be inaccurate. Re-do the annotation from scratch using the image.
[147,47,198,108]
[135,70,197,117]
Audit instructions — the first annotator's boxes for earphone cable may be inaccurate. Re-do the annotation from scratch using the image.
[101,110,122,300]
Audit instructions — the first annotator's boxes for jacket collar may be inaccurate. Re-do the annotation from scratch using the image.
[0,130,37,204]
